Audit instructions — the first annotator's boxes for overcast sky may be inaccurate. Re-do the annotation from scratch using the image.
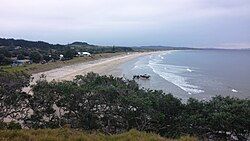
[0,0,250,48]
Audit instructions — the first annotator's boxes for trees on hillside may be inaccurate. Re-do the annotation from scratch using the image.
[63,49,75,60]
[0,38,135,66]
[0,48,12,65]
[29,51,43,63]
[0,54,11,65]
[17,54,25,60]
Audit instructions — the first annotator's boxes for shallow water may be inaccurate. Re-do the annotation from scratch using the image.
[117,50,250,101]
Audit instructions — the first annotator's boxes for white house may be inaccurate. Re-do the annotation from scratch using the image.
[77,52,91,57]
[59,54,64,60]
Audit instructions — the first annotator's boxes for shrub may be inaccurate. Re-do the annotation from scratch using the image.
[7,121,22,130]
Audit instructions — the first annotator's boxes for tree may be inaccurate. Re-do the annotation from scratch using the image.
[25,80,63,128]
[183,96,250,140]
[0,54,6,65]
[0,48,11,58]
[63,49,75,60]
[0,54,11,65]
[0,71,249,140]
[17,54,25,60]
[29,51,43,63]
[0,70,31,122]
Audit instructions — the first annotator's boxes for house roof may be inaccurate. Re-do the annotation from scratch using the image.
[78,52,91,55]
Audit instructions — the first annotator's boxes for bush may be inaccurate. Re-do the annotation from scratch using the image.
[0,54,11,65]
[29,51,43,63]
[7,121,22,130]
[0,121,22,130]
[0,121,7,129]
[0,71,249,140]
[63,49,75,59]
[17,54,25,60]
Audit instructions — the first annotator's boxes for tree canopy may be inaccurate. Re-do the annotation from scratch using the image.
[0,71,249,140]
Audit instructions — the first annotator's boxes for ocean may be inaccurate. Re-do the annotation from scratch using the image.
[118,50,250,101]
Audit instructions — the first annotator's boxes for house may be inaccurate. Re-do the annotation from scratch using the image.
[59,54,64,60]
[12,59,32,66]
[77,52,91,57]
[15,46,22,50]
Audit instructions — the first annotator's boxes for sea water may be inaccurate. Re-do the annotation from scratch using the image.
[119,50,250,101]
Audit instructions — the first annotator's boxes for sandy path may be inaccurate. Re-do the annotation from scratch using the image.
[30,52,152,84]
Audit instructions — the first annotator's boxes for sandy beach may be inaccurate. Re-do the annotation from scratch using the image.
[30,52,152,84]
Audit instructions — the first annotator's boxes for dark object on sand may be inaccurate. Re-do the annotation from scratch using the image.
[133,75,140,79]
[140,74,151,79]
[133,74,150,80]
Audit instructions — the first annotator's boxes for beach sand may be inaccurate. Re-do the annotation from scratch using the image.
[30,52,152,84]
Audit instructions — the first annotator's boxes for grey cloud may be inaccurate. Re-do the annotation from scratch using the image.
[0,0,249,48]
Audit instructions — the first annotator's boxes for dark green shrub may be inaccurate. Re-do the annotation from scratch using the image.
[7,121,22,130]
[0,121,7,129]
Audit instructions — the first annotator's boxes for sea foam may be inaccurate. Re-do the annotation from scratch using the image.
[148,53,204,94]
[186,68,193,72]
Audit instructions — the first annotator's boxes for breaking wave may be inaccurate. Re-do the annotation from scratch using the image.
[148,52,204,94]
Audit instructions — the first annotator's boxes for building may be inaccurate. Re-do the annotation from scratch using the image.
[12,59,32,66]
[59,54,64,60]
[77,52,91,57]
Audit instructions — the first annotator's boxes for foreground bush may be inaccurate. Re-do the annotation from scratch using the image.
[0,71,249,140]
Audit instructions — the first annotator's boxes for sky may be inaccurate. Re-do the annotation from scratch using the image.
[0,0,250,48]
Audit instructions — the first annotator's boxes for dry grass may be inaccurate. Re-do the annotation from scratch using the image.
[0,129,198,141]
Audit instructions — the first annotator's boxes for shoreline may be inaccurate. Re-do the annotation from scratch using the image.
[30,52,156,84]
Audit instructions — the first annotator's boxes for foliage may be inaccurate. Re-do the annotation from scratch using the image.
[0,48,11,58]
[0,70,31,121]
[6,121,22,130]
[0,54,11,65]
[63,49,75,59]
[0,71,249,140]
[17,54,25,60]
[0,121,21,130]
[182,97,250,140]
[29,51,43,63]
[0,121,7,129]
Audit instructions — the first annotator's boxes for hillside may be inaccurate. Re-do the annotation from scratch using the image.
[0,38,67,50]
[0,38,134,65]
